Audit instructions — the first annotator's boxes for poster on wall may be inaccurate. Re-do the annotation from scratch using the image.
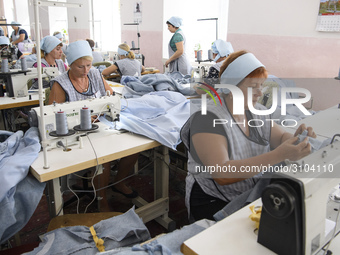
[316,0,340,32]
[134,2,142,24]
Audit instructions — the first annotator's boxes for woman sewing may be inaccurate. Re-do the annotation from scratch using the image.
[49,40,139,211]
[10,21,29,45]
[102,43,145,77]
[30,36,68,89]
[165,16,192,76]
[181,50,316,221]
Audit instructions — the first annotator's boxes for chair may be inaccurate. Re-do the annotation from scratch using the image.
[92,61,112,68]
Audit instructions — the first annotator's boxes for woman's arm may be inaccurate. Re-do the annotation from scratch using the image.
[48,82,66,104]
[12,34,25,45]
[165,41,184,67]
[102,77,113,94]
[141,65,146,73]
[192,131,311,186]
[102,64,118,76]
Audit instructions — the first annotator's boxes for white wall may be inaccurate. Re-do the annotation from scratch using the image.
[67,0,91,43]
[120,0,164,70]
[228,0,340,110]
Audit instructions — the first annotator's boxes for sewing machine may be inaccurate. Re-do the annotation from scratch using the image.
[0,67,59,97]
[258,140,340,255]
[28,94,121,150]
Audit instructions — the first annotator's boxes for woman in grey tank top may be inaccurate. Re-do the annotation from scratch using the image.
[102,43,145,77]
[49,40,140,212]
[181,50,317,221]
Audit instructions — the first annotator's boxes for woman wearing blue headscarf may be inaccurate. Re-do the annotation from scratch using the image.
[10,21,29,45]
[49,40,139,211]
[102,43,145,77]
[165,16,192,75]
[181,50,316,221]
[207,39,234,78]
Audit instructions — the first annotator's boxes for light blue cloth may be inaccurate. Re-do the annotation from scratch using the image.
[218,53,265,94]
[99,219,214,255]
[0,174,45,244]
[167,16,183,27]
[26,207,150,255]
[100,91,190,150]
[0,127,44,244]
[0,127,41,203]
[54,32,63,40]
[120,73,194,98]
[41,35,61,53]
[0,36,10,45]
[0,27,4,37]
[66,40,93,65]
[11,21,20,25]
[211,39,233,62]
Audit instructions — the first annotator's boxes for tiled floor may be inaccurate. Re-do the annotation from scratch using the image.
[0,153,189,254]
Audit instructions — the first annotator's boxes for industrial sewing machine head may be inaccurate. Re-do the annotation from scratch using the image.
[0,67,59,97]
[28,94,121,150]
[258,139,340,255]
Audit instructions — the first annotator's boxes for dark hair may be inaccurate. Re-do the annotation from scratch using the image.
[166,21,178,29]
[86,39,95,49]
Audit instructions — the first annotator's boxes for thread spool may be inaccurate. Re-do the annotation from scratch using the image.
[55,111,68,135]
[197,51,202,62]
[131,41,135,49]
[21,57,27,71]
[208,50,213,61]
[80,107,92,130]
[1,58,8,73]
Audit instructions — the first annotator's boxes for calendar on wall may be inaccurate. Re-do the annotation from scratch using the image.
[316,0,340,32]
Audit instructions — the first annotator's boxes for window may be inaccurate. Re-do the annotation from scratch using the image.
[163,0,229,61]
[90,0,121,52]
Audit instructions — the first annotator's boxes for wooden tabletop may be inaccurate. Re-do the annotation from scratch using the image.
[0,94,42,110]
[30,125,160,182]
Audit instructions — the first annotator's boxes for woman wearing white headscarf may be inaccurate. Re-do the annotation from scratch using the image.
[165,16,192,75]
[207,39,234,78]
[180,50,316,221]
[10,21,29,45]
[49,40,139,211]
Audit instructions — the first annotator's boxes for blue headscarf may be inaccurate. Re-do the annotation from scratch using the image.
[0,36,10,45]
[219,53,265,94]
[66,40,93,65]
[54,33,63,40]
[211,40,234,62]
[11,21,20,26]
[41,36,61,54]
[167,16,183,28]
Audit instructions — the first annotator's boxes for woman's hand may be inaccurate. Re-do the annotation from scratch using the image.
[274,136,312,161]
[294,123,316,138]
[165,59,171,67]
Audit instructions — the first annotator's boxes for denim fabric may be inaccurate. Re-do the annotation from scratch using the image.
[104,91,190,150]
[213,176,271,221]
[99,219,214,255]
[297,129,331,153]
[120,73,194,98]
[0,127,41,203]
[25,207,150,255]
[0,174,45,244]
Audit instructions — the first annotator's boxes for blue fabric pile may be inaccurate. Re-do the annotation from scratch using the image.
[0,127,44,244]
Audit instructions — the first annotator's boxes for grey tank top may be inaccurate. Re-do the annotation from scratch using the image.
[52,67,106,102]
[115,58,142,76]
[181,96,271,211]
